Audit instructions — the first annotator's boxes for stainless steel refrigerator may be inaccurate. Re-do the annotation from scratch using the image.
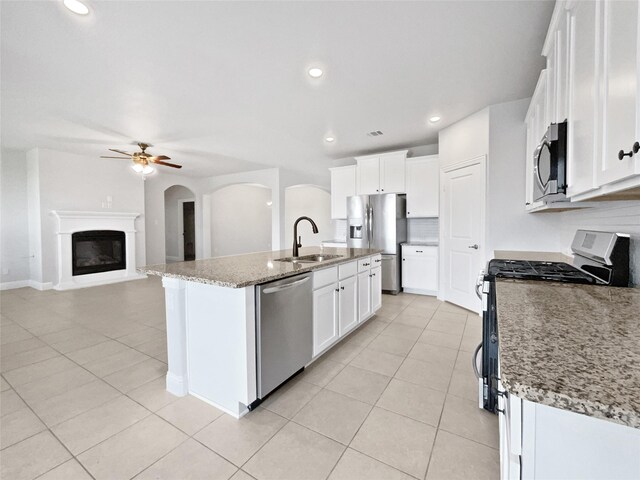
[346,194,407,294]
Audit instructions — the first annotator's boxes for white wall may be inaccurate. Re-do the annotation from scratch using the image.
[284,185,331,248]
[27,148,146,287]
[438,110,490,168]
[0,150,31,286]
[209,184,272,256]
[164,185,195,261]
[486,99,565,254]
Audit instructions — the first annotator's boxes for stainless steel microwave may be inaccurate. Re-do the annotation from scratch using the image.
[533,121,567,202]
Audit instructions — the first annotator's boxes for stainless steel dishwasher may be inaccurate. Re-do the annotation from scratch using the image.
[254,273,313,404]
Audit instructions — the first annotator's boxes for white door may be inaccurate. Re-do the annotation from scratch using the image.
[357,157,380,194]
[313,283,339,356]
[379,153,406,193]
[370,266,382,312]
[338,275,358,335]
[357,270,371,322]
[442,160,485,313]
[599,0,640,185]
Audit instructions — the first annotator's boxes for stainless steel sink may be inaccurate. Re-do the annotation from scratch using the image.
[274,254,343,264]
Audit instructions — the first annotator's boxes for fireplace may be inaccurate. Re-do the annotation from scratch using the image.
[72,230,126,276]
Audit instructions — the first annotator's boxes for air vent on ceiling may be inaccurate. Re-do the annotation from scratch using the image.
[367,130,384,137]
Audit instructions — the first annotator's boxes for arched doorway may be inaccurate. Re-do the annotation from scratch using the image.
[164,185,196,263]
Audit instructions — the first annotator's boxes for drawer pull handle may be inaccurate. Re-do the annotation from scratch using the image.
[618,149,633,160]
[340,286,345,290]
[416,250,423,253]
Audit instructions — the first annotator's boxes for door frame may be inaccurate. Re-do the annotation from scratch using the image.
[438,155,486,312]
[178,198,196,261]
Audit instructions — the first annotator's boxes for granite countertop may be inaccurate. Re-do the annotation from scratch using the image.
[402,241,439,247]
[139,247,382,288]
[496,279,640,428]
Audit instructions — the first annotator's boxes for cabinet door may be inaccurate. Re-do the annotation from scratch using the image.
[380,152,406,193]
[370,266,382,312]
[338,275,358,335]
[402,249,438,292]
[599,0,640,185]
[357,270,371,322]
[406,157,439,217]
[313,283,339,356]
[330,166,356,219]
[525,71,548,210]
[357,157,380,194]
[567,0,599,197]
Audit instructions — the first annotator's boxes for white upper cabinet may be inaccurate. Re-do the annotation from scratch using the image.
[330,166,356,219]
[406,155,439,217]
[525,70,548,211]
[566,0,599,198]
[355,150,407,195]
[534,0,640,204]
[598,0,640,186]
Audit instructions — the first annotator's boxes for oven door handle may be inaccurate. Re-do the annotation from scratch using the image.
[472,342,482,380]
[475,273,484,300]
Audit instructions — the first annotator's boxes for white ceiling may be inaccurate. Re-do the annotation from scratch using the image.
[1,1,553,178]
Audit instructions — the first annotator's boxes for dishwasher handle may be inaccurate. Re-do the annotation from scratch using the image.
[262,276,310,294]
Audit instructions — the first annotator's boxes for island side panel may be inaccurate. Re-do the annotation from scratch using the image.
[185,281,256,418]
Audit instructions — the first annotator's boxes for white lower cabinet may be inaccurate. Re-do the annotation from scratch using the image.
[401,245,438,295]
[338,275,358,336]
[370,266,382,312]
[357,270,371,322]
[499,390,640,480]
[312,283,339,357]
[313,258,380,357]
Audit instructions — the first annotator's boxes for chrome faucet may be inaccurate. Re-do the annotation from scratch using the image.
[292,216,319,257]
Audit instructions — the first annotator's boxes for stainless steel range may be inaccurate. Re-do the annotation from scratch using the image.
[473,230,631,414]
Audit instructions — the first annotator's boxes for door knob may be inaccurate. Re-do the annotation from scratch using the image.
[468,244,479,250]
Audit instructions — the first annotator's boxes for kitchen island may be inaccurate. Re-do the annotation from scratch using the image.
[139,246,382,417]
[494,279,640,479]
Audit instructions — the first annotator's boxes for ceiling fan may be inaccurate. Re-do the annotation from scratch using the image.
[101,142,182,174]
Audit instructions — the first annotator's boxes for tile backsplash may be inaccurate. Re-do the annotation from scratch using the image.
[408,218,439,243]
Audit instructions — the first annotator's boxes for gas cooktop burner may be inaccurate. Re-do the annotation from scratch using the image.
[488,259,598,284]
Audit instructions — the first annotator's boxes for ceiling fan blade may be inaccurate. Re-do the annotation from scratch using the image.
[100,156,132,159]
[108,149,133,156]
[152,160,182,169]
[147,155,171,161]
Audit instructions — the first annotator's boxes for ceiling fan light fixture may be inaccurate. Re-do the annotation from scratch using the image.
[131,164,144,173]
[142,165,155,175]
[63,0,89,15]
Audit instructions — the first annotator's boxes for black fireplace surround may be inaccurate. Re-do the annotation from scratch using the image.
[72,230,126,276]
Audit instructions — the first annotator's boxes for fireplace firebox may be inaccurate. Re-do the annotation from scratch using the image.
[72,230,126,276]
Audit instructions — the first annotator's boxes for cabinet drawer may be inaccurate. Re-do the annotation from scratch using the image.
[371,254,382,267]
[402,245,437,256]
[338,261,357,280]
[357,257,372,272]
[313,267,338,289]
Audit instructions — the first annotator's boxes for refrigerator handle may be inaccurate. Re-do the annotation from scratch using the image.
[367,205,373,244]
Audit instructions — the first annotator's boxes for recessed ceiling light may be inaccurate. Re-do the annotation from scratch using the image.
[63,0,89,15]
[308,67,323,78]
[429,116,441,123]
[325,136,335,143]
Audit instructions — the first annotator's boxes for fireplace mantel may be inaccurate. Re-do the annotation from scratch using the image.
[51,210,146,290]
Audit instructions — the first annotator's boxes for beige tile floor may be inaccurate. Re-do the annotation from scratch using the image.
[0,277,499,480]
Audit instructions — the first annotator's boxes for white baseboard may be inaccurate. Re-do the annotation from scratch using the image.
[403,287,438,296]
[165,256,181,262]
[54,272,147,291]
[0,280,30,291]
[0,280,54,291]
